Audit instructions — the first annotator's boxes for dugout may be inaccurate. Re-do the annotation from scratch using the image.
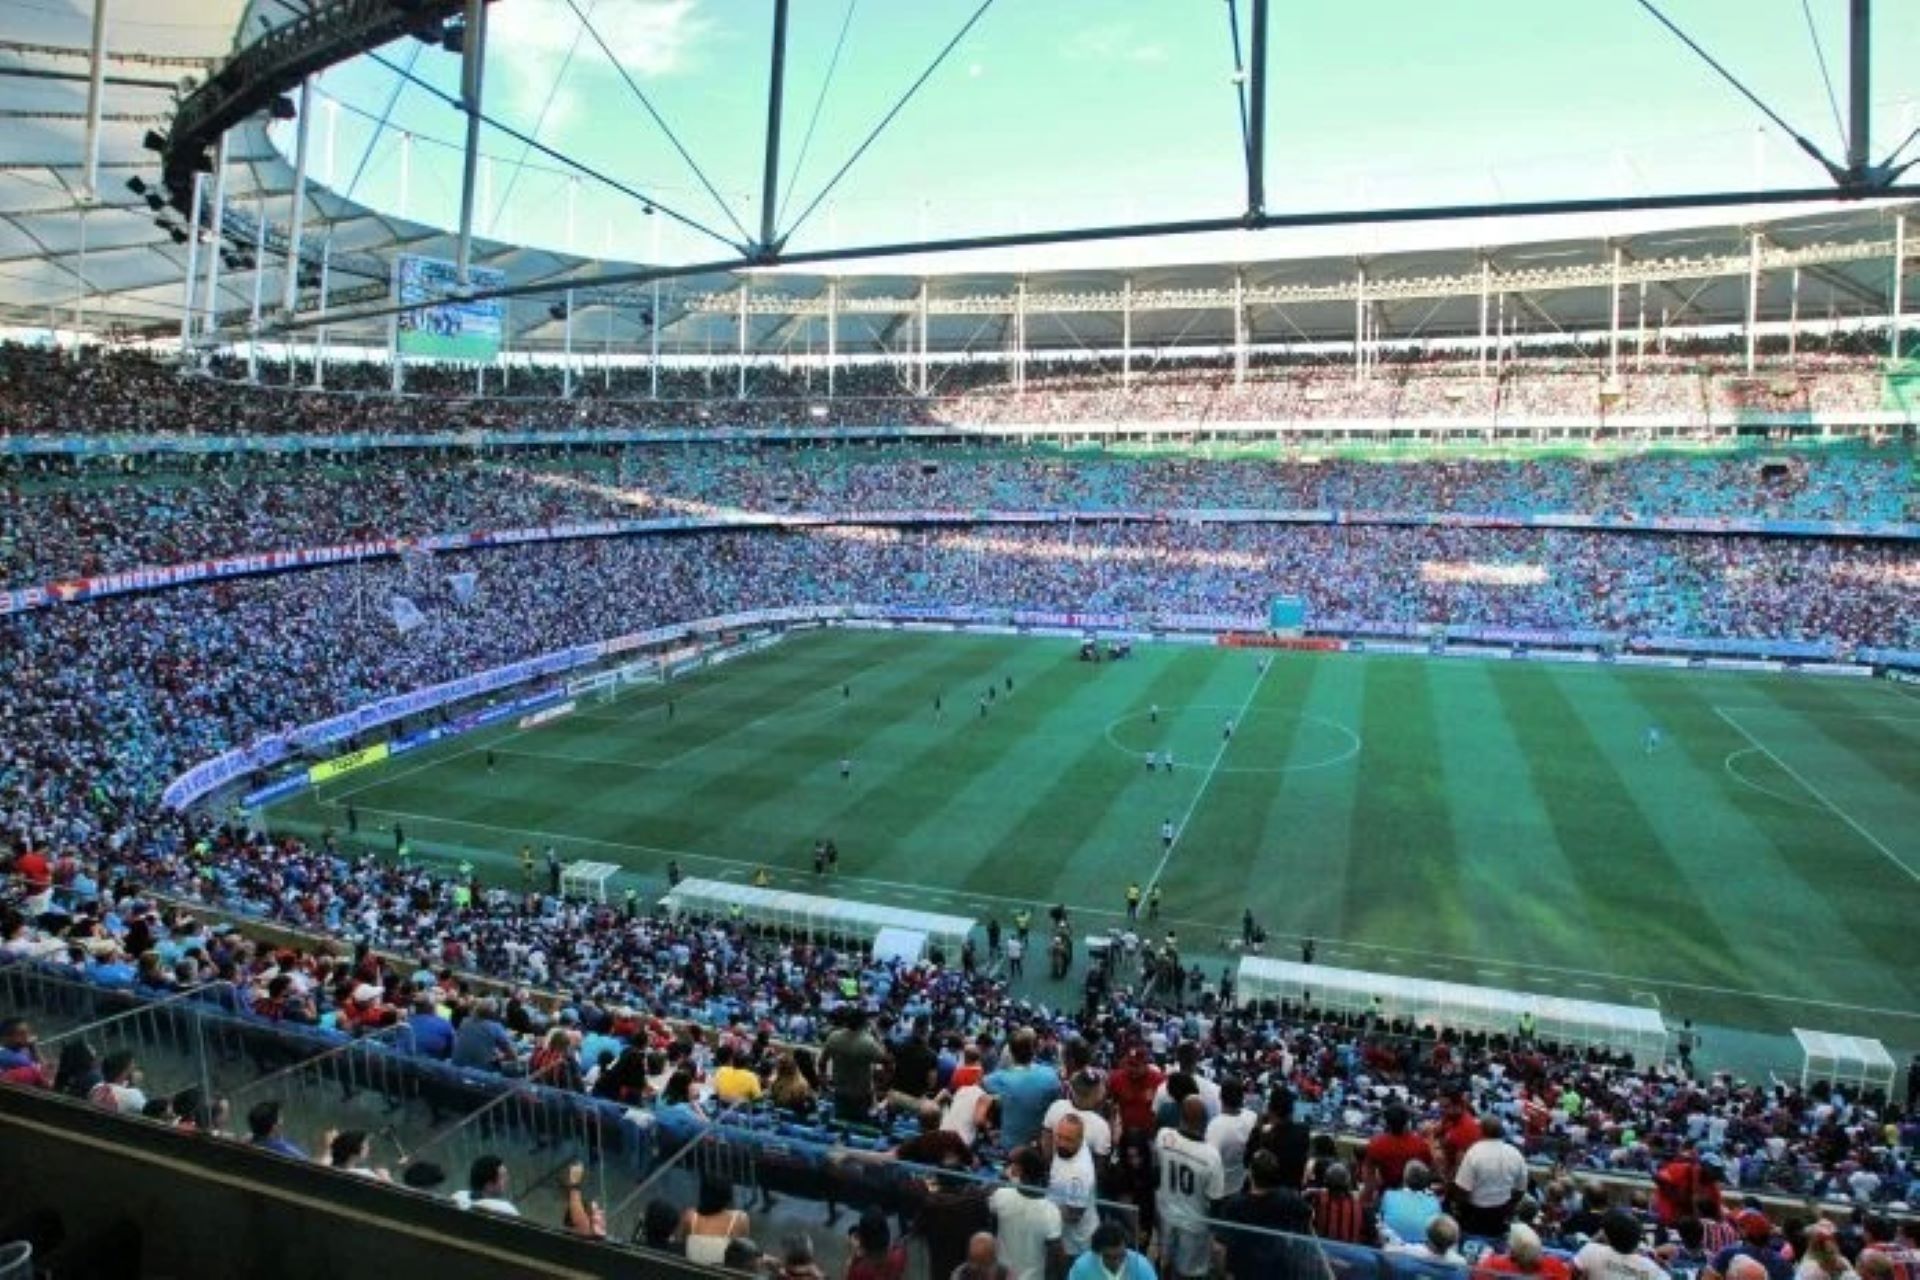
[1792,1028,1897,1095]
[1236,957,1668,1066]
[662,878,976,960]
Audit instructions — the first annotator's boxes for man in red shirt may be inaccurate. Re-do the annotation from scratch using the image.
[1107,1047,1164,1139]
[1653,1148,1724,1227]
[13,844,51,891]
[1432,1092,1482,1182]
[1363,1103,1432,1199]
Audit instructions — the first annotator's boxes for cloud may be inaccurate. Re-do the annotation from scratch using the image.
[486,0,710,127]
[1064,21,1167,65]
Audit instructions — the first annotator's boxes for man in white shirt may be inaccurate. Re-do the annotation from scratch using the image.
[989,1148,1063,1280]
[1043,1070,1113,1160]
[451,1154,520,1217]
[1205,1078,1258,1196]
[1451,1114,1530,1237]
[944,1080,992,1150]
[1155,1096,1226,1279]
[1048,1115,1101,1261]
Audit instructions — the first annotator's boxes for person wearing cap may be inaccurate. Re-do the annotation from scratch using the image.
[1705,1211,1794,1280]
[1575,1210,1667,1280]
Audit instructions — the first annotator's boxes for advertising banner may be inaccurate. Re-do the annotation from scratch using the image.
[307,742,391,785]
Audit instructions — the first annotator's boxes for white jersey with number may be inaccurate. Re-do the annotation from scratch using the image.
[1154,1127,1226,1230]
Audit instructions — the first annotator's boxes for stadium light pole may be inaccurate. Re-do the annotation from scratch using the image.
[1246,0,1269,218]
[282,76,313,317]
[79,0,109,203]
[455,0,489,286]
[758,0,791,258]
[1847,0,1871,182]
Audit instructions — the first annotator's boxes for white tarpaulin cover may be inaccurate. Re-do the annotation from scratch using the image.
[1236,957,1668,1065]
[663,878,975,959]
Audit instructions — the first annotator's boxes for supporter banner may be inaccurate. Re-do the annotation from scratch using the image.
[393,255,506,363]
[241,774,311,809]
[307,742,390,785]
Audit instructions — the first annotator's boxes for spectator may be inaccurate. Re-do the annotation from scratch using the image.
[679,1175,749,1266]
[1068,1221,1159,1280]
[988,1147,1063,1280]
[452,1154,518,1217]
[951,1232,1012,1280]
[1382,1160,1444,1249]
[1453,1115,1530,1237]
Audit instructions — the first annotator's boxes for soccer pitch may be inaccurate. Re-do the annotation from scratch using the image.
[268,629,1920,1042]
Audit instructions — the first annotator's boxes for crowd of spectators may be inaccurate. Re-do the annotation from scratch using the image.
[1,347,1917,1274]
[0,339,1910,438]
[4,441,1911,589]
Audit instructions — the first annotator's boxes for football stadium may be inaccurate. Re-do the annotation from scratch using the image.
[1,2,1918,1277]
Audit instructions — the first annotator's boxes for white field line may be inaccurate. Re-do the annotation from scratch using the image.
[1713,705,1920,884]
[1142,659,1274,899]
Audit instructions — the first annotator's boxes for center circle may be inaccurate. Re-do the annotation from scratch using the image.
[1103,703,1362,775]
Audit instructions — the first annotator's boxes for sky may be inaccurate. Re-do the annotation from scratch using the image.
[281,0,1920,269]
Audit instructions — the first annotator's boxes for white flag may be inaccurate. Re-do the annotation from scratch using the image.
[446,571,478,606]
[389,594,426,634]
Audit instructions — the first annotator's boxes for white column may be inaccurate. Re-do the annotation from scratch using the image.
[455,0,488,282]
[563,288,575,399]
[178,171,204,351]
[80,0,110,201]
[1788,266,1801,363]
[1636,281,1647,369]
[312,239,331,388]
[826,280,838,398]
[1892,215,1907,363]
[1121,277,1133,391]
[247,195,268,381]
[1353,266,1365,384]
[1232,271,1247,388]
[649,281,662,399]
[1014,280,1027,394]
[1477,259,1491,378]
[1745,231,1761,374]
[1608,244,1622,381]
[917,280,930,396]
[282,78,313,315]
[737,281,749,399]
[199,132,230,341]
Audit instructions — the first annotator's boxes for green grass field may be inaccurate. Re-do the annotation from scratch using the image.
[267,629,1920,1044]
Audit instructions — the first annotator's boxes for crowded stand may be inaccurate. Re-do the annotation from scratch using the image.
[0,339,1912,439]
[2,346,1918,1276]
[3,442,1913,589]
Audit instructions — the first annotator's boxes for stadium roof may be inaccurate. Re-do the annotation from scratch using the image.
[0,0,1913,360]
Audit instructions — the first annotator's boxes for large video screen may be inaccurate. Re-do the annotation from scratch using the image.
[393,254,507,363]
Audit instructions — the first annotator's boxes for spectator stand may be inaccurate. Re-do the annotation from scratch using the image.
[1235,957,1669,1066]
[1793,1027,1897,1093]
[557,861,620,904]
[660,877,975,961]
